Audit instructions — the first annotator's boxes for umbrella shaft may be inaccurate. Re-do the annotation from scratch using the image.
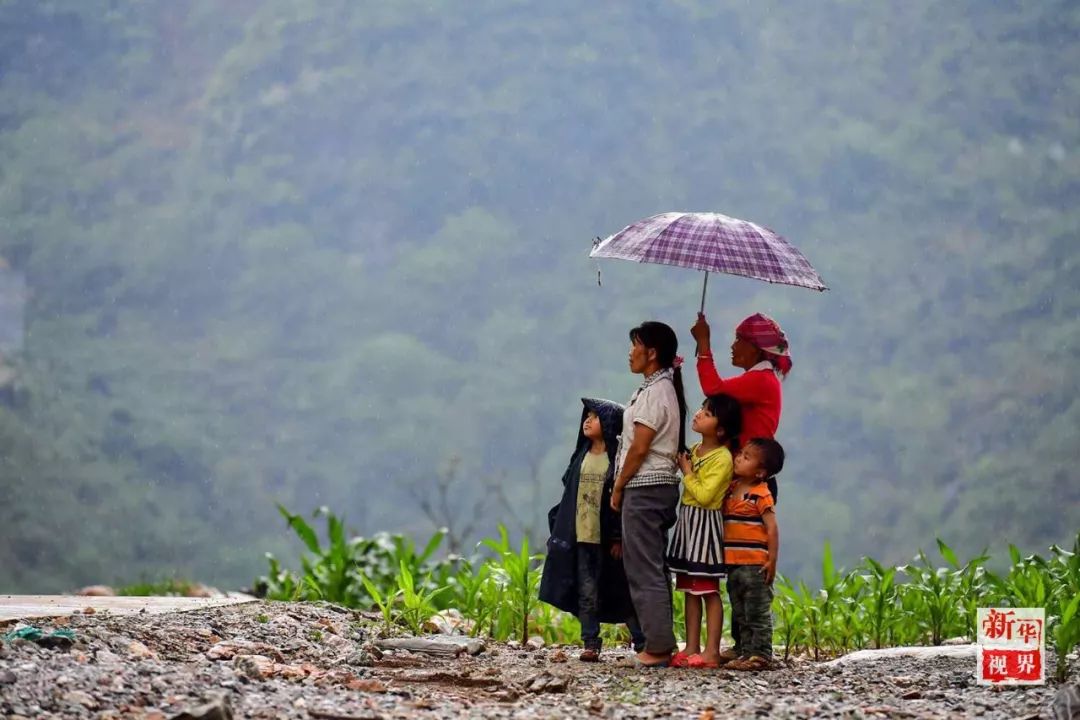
[700,272,709,313]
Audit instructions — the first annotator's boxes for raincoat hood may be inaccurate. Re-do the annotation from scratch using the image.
[576,397,624,456]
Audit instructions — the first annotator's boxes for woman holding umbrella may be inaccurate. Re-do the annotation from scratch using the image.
[691,311,791,449]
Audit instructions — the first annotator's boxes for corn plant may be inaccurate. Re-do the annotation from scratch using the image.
[445,559,495,637]
[773,575,805,660]
[814,541,864,656]
[988,532,1080,681]
[273,504,359,604]
[532,601,581,645]
[359,573,394,634]
[988,545,1050,607]
[1047,534,1080,680]
[260,505,456,608]
[936,539,996,641]
[860,557,899,649]
[482,524,543,644]
[396,561,447,636]
[1054,593,1080,682]
[834,572,868,652]
[898,548,966,645]
[258,552,305,601]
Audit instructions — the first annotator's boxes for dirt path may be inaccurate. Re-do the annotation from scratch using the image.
[0,601,1069,719]
[0,594,255,623]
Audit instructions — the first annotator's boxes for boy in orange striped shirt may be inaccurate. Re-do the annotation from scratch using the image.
[721,438,784,671]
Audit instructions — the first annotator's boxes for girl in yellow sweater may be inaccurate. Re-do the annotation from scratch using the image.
[666,393,742,669]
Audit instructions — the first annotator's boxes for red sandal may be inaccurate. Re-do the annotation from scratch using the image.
[686,654,720,669]
[670,650,692,668]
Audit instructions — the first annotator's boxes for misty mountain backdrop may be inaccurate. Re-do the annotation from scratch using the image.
[0,1,1077,592]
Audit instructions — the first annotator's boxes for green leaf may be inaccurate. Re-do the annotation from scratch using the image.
[1061,592,1080,627]
[419,528,446,563]
[937,538,959,569]
[822,540,836,588]
[278,503,321,555]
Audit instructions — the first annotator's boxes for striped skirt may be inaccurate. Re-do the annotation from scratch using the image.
[666,503,726,578]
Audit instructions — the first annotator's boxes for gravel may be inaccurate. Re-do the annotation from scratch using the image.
[0,601,1072,719]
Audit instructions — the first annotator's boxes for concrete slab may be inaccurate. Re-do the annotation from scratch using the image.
[0,594,257,623]
[825,644,978,666]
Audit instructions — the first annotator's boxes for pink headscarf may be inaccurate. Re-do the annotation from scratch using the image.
[736,313,792,377]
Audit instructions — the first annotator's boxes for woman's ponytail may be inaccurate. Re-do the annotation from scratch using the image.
[672,366,688,453]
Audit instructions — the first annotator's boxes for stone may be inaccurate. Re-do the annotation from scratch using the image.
[549,649,568,663]
[233,654,275,680]
[525,670,568,694]
[901,690,922,700]
[63,690,99,709]
[206,639,283,662]
[941,636,970,645]
[169,694,234,720]
[344,677,388,693]
[376,635,485,657]
[184,584,218,599]
[493,688,521,702]
[127,640,156,659]
[0,668,16,684]
[95,648,121,664]
[345,645,381,666]
[276,663,308,680]
[525,635,545,650]
[1053,683,1080,720]
[423,608,475,635]
[75,585,116,597]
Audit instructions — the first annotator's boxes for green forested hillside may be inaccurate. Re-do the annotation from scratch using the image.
[0,1,1077,591]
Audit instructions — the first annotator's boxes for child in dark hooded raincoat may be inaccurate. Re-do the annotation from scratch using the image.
[539,398,644,661]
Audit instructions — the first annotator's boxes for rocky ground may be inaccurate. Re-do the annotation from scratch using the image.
[1,601,1075,719]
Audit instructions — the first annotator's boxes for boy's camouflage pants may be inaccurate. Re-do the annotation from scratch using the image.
[726,564,774,659]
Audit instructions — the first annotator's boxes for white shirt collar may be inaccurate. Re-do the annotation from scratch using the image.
[749,360,784,381]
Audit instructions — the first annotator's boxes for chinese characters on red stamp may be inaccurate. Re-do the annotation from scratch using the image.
[977,608,1044,686]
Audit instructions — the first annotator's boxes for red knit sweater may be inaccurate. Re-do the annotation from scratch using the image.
[696,357,782,446]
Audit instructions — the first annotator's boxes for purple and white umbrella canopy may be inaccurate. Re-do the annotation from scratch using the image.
[590,212,827,305]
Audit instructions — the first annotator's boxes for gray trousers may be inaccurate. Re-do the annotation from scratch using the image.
[621,483,680,655]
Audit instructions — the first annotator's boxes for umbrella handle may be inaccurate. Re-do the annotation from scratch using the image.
[700,271,709,314]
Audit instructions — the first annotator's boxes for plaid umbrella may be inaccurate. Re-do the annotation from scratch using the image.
[590,211,827,309]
